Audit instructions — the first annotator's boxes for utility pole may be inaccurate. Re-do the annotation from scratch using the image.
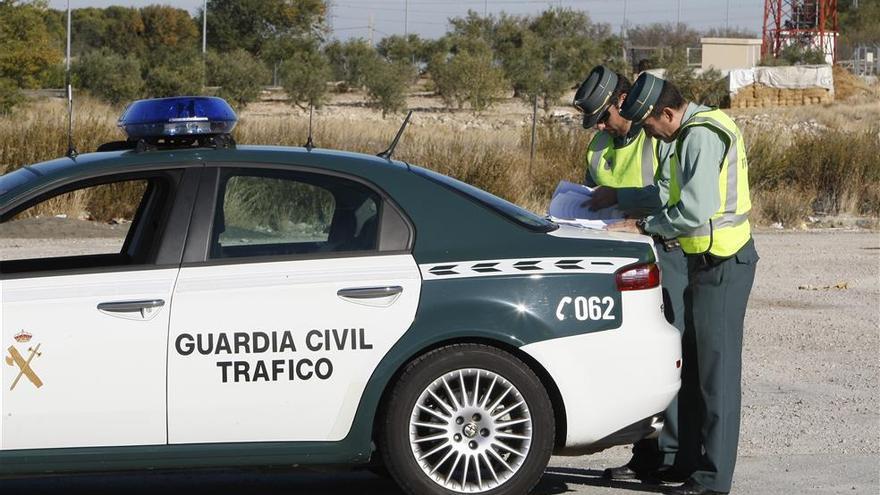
[677,0,682,25]
[484,0,488,17]
[202,0,207,54]
[404,0,409,36]
[369,14,375,46]
[622,0,629,68]
[66,0,74,158]
[725,0,730,30]
[66,0,71,75]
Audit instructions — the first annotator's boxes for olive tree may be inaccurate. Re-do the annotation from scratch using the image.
[207,49,270,108]
[280,45,331,109]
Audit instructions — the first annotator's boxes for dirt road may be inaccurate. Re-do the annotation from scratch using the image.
[1,230,878,494]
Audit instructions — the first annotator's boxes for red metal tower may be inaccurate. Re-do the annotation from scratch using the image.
[762,0,839,63]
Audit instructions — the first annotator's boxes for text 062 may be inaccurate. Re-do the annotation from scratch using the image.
[555,296,615,321]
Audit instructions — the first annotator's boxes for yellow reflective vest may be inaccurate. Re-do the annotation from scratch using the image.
[585,129,659,188]
[668,108,752,257]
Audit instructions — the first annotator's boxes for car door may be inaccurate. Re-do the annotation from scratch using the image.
[0,167,198,450]
[167,166,420,444]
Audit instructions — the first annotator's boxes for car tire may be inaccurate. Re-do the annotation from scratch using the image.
[380,343,554,495]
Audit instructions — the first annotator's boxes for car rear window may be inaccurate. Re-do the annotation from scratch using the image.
[410,166,556,233]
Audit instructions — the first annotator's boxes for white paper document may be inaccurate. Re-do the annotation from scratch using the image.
[548,180,625,229]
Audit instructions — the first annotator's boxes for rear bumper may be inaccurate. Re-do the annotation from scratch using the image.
[520,287,681,453]
[557,414,664,456]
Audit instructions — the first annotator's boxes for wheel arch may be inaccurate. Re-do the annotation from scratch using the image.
[370,336,568,457]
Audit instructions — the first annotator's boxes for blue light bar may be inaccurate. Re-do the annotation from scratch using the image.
[118,96,237,140]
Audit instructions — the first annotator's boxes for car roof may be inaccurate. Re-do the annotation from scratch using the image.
[0,145,410,205]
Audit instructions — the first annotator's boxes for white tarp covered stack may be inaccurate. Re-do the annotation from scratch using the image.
[728,65,834,108]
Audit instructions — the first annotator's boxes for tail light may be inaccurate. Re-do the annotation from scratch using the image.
[615,262,661,291]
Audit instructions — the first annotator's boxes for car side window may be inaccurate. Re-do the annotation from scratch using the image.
[211,170,381,259]
[0,174,175,274]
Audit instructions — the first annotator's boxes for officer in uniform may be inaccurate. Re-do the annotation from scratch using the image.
[572,65,688,482]
[616,73,759,495]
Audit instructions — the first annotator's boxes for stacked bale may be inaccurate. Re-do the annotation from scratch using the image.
[730,83,833,108]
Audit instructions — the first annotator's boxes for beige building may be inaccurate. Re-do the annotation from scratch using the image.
[700,38,763,72]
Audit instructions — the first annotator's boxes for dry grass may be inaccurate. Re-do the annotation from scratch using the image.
[729,95,880,133]
[225,112,585,215]
[751,188,816,228]
[23,188,90,220]
[1,97,878,226]
[0,97,121,169]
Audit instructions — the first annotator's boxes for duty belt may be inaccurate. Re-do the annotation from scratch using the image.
[652,236,681,252]
[689,252,730,267]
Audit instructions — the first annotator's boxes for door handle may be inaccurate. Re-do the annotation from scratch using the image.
[97,299,166,313]
[97,299,165,320]
[337,286,403,299]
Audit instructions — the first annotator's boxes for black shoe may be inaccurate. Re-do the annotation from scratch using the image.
[602,464,642,481]
[664,478,728,495]
[652,465,691,484]
[602,464,660,483]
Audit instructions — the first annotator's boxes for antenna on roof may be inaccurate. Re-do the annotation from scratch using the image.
[304,105,315,151]
[378,110,413,160]
[65,0,77,158]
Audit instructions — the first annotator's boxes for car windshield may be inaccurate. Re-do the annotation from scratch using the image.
[410,165,557,233]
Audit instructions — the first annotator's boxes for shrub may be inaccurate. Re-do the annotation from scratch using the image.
[751,187,815,227]
[39,63,66,89]
[144,54,205,98]
[0,78,24,115]
[452,50,508,113]
[325,39,381,90]
[664,54,728,107]
[860,183,880,217]
[781,130,880,214]
[280,47,331,109]
[761,45,828,66]
[364,61,411,118]
[0,1,63,89]
[73,49,144,105]
[206,49,269,109]
[430,46,508,113]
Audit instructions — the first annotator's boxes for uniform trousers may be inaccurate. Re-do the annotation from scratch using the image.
[675,237,758,492]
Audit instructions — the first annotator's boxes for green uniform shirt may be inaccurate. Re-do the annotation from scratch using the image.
[644,103,727,239]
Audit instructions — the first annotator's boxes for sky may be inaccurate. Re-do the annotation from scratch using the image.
[46,0,768,41]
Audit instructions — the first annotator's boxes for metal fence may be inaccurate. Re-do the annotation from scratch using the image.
[840,44,880,76]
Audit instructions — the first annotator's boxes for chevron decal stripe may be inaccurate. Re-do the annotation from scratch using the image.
[419,257,639,280]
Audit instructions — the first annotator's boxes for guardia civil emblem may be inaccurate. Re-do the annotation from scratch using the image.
[6,331,43,391]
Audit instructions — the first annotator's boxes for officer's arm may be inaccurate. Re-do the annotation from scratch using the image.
[615,140,673,217]
[584,170,598,188]
[616,185,662,217]
[643,127,725,238]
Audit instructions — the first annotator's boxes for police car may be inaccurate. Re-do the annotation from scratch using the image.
[0,97,680,495]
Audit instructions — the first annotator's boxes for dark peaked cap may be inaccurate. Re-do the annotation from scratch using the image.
[620,72,664,123]
[573,66,618,128]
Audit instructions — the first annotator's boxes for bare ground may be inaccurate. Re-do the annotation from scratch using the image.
[1,228,878,494]
[242,85,880,138]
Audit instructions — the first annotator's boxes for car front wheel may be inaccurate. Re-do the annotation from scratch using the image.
[381,343,555,495]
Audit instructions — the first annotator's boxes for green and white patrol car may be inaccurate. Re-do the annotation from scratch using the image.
[0,97,680,495]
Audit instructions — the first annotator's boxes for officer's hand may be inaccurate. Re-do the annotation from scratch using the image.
[605,219,640,233]
[587,186,618,211]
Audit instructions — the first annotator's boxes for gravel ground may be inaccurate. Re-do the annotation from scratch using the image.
[1,229,878,494]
